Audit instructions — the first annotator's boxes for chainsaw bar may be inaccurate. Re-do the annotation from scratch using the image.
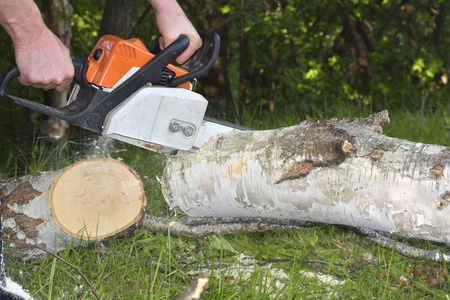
[193,116,249,146]
[128,117,247,157]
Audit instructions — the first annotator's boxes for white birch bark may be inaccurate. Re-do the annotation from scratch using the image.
[161,111,450,244]
[0,170,84,258]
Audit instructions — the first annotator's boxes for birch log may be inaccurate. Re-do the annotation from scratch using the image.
[161,111,450,244]
[0,157,146,258]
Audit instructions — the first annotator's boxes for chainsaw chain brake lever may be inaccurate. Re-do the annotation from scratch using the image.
[0,34,194,134]
[150,30,220,87]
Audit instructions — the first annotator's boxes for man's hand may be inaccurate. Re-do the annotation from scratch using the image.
[0,0,74,92]
[149,0,202,64]
[14,28,74,92]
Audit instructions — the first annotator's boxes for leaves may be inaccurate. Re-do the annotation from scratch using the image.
[216,0,450,119]
[207,235,238,254]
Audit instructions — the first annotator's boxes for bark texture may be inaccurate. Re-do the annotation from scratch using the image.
[1,170,77,257]
[98,0,136,39]
[161,111,450,244]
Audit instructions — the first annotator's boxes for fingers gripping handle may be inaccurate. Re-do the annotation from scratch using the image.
[0,59,86,94]
[168,31,220,87]
[144,34,190,83]
[150,31,220,87]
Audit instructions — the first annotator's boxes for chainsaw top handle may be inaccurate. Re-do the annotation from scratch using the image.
[151,30,220,87]
[0,33,201,133]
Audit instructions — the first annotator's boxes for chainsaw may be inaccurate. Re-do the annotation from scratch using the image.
[0,31,244,156]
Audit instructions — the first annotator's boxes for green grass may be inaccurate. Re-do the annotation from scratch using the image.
[2,105,450,299]
[5,228,449,299]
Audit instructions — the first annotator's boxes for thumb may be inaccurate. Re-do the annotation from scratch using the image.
[159,36,165,50]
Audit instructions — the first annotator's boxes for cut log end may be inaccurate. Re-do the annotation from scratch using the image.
[49,157,146,240]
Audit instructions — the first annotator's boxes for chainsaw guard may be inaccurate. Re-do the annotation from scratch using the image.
[102,86,208,155]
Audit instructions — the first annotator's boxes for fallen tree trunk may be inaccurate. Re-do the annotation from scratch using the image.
[161,111,450,244]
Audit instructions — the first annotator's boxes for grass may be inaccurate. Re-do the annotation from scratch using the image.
[5,228,449,299]
[2,104,450,299]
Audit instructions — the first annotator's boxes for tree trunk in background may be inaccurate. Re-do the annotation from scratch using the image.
[406,0,419,51]
[238,0,246,116]
[42,0,73,139]
[356,20,374,53]
[342,15,379,109]
[162,111,450,244]
[429,1,448,88]
[98,0,136,39]
[343,16,373,89]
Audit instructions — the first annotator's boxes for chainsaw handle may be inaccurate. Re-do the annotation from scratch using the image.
[0,64,19,97]
[0,59,98,128]
[0,59,87,97]
[151,30,220,87]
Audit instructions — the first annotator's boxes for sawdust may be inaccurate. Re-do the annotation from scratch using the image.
[223,154,249,178]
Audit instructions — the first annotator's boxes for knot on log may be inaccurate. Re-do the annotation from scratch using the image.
[275,120,357,184]
[437,191,450,210]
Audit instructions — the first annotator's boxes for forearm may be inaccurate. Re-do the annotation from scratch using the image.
[148,0,201,63]
[0,0,47,46]
[148,0,192,30]
[148,0,181,13]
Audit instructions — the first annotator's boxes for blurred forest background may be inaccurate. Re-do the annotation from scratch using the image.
[0,0,449,175]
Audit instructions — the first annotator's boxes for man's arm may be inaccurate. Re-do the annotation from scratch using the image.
[149,0,202,64]
[0,0,201,92]
[0,0,74,91]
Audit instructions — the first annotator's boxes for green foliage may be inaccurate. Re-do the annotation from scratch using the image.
[219,0,450,121]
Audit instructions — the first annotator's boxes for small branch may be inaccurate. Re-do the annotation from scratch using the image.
[421,87,432,117]
[0,238,100,300]
[353,227,450,263]
[137,215,450,263]
[137,214,320,245]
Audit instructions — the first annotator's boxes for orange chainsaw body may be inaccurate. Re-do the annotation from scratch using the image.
[85,35,190,90]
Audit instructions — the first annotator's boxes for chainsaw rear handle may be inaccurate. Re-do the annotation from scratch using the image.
[0,59,89,122]
[0,34,191,133]
[0,59,87,96]
[151,30,220,87]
